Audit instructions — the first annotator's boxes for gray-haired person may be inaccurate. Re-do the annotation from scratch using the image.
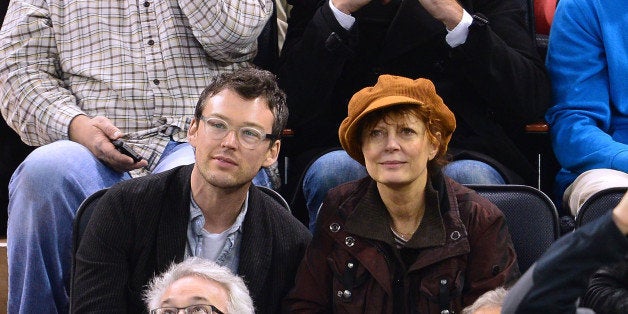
[145,257,254,314]
[461,287,508,314]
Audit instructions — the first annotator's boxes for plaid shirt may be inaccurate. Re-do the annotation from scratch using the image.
[0,0,272,175]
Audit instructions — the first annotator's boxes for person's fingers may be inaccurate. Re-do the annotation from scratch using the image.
[92,116,123,140]
[100,143,148,172]
[612,191,628,235]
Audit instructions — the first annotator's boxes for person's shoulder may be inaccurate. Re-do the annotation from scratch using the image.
[249,185,292,215]
[248,186,311,237]
[102,165,192,211]
[315,177,371,226]
[327,177,370,201]
[109,165,191,193]
[445,178,486,205]
[556,0,598,17]
[559,0,595,7]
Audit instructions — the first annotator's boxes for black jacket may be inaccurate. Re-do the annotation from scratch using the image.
[278,0,551,185]
[71,165,311,313]
[582,260,628,313]
[502,212,628,313]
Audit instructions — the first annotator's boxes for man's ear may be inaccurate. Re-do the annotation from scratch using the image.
[262,140,280,167]
[188,118,199,148]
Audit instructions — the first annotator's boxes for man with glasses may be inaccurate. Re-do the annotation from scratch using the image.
[1,0,282,312]
[71,68,311,314]
[145,257,254,314]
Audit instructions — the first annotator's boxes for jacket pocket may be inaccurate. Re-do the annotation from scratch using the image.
[328,255,375,313]
[417,268,465,313]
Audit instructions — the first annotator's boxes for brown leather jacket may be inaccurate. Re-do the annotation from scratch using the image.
[284,173,519,313]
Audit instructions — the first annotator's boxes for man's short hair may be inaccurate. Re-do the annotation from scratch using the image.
[462,287,508,314]
[194,67,288,139]
[144,257,255,314]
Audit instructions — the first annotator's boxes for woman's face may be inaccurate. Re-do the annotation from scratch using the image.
[361,113,439,189]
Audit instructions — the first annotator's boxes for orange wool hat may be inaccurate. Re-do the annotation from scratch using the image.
[338,75,456,164]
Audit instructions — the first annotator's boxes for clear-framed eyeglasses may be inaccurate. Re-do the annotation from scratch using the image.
[199,116,277,150]
[150,304,225,314]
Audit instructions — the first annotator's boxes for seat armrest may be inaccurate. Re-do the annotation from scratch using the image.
[281,128,295,138]
[525,122,550,133]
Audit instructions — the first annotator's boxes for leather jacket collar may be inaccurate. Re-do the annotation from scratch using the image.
[343,172,449,249]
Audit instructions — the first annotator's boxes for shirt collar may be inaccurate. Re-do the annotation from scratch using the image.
[189,191,249,236]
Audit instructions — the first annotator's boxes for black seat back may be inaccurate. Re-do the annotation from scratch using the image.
[72,188,109,254]
[257,185,291,212]
[576,187,628,228]
[466,184,560,273]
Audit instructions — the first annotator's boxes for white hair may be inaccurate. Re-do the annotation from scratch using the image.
[462,287,508,314]
[144,257,254,314]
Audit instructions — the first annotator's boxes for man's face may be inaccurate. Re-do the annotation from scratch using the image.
[188,88,279,190]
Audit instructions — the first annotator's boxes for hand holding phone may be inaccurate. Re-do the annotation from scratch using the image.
[112,139,143,163]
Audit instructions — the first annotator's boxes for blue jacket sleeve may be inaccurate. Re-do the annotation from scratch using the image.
[545,0,628,175]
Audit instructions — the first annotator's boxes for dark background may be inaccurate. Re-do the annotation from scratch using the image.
[1,2,35,238]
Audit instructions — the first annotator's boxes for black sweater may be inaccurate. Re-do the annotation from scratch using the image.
[71,164,311,313]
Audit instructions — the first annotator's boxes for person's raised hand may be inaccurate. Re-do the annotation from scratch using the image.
[417,0,464,30]
[69,115,148,172]
[612,191,628,235]
[331,0,374,15]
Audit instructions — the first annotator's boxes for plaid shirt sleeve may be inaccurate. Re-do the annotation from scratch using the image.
[180,0,273,62]
[0,0,272,155]
[0,0,85,146]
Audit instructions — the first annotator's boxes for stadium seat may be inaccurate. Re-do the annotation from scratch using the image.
[466,184,560,273]
[576,187,628,228]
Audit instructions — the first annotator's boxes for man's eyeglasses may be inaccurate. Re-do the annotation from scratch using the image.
[199,116,277,149]
[150,304,225,314]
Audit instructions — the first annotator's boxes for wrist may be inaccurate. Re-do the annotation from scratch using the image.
[69,114,89,142]
[612,210,628,235]
[331,0,352,15]
[443,7,464,30]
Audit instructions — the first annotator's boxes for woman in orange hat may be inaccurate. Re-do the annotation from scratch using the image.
[283,75,519,313]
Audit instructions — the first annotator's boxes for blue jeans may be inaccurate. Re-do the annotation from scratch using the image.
[302,150,369,231]
[302,150,505,232]
[7,140,271,313]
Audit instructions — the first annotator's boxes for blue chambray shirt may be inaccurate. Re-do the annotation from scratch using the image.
[185,192,249,274]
